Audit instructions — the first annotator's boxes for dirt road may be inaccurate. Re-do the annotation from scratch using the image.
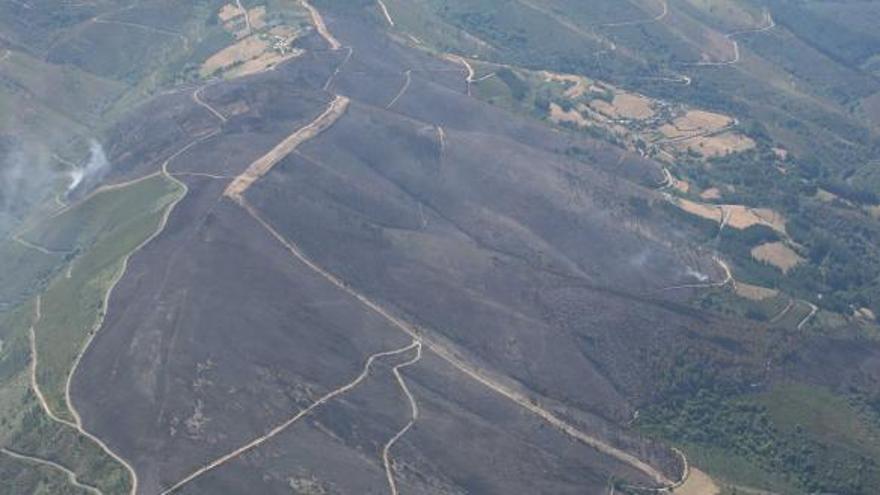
[382,341,422,495]
[442,54,475,95]
[1,447,103,495]
[160,339,422,494]
[599,0,668,28]
[691,10,774,66]
[797,301,818,330]
[239,198,678,487]
[236,0,251,35]
[386,69,411,109]
[192,85,227,123]
[301,0,342,50]
[27,295,138,495]
[225,95,349,200]
[377,0,395,27]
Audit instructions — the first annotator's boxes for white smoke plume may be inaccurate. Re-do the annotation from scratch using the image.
[66,139,110,194]
[0,141,54,235]
[685,266,709,282]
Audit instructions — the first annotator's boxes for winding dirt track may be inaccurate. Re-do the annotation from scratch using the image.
[441,54,475,96]
[159,339,422,494]
[236,0,252,36]
[301,0,342,50]
[382,341,422,495]
[377,0,395,27]
[598,0,667,28]
[386,69,411,109]
[234,196,677,487]
[64,89,227,495]
[192,85,227,123]
[26,296,130,495]
[1,447,103,495]
[689,10,774,67]
[797,301,818,330]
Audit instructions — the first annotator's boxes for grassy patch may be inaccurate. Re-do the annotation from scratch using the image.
[30,174,183,422]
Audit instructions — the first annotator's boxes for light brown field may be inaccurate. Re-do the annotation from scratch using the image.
[674,468,720,495]
[218,3,243,22]
[677,131,755,158]
[700,187,721,200]
[225,50,301,78]
[722,205,786,232]
[751,242,803,273]
[672,177,690,193]
[249,6,267,30]
[736,282,778,301]
[661,110,733,139]
[609,93,655,120]
[855,307,876,321]
[201,34,303,79]
[677,198,723,223]
[201,36,268,76]
[548,102,589,127]
[675,199,786,233]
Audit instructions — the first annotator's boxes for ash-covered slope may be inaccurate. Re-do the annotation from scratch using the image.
[69,4,760,495]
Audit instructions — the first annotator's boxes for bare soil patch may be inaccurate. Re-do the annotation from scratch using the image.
[548,102,589,127]
[677,198,723,223]
[751,242,803,273]
[661,110,732,139]
[677,131,755,158]
[736,282,778,301]
[723,205,785,232]
[700,187,721,200]
[609,93,655,120]
[674,468,720,495]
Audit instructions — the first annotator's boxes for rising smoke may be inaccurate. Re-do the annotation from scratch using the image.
[66,139,110,194]
[685,266,709,282]
[0,140,54,235]
[0,138,111,236]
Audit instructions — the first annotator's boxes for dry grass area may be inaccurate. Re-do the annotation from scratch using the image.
[736,282,778,301]
[218,3,243,22]
[202,36,268,75]
[700,187,721,200]
[676,131,755,158]
[203,5,305,79]
[612,93,654,119]
[589,92,655,120]
[660,110,732,139]
[722,205,786,233]
[249,5,268,30]
[855,307,876,321]
[677,198,723,223]
[674,468,720,495]
[672,177,690,193]
[548,102,589,127]
[751,242,804,273]
[674,199,787,234]
[868,205,880,219]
